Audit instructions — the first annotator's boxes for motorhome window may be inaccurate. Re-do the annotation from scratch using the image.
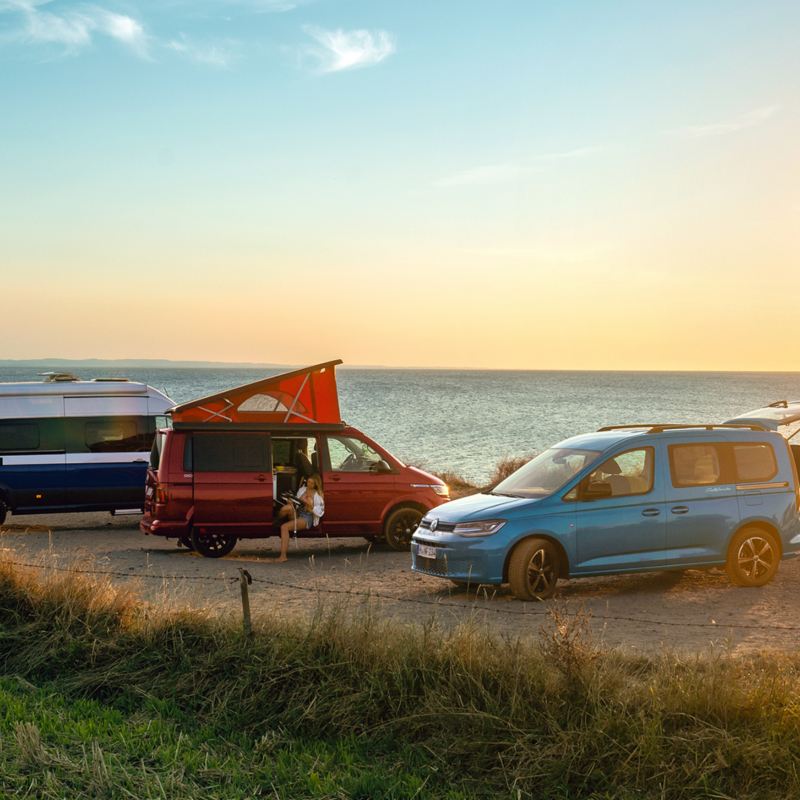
[85,419,140,452]
[669,444,724,487]
[192,433,270,472]
[0,422,40,453]
[327,436,383,472]
[732,443,777,483]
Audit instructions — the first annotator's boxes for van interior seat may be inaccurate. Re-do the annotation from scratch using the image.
[600,459,630,496]
[627,475,649,493]
[693,455,719,485]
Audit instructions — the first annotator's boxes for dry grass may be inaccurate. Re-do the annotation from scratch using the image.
[3,556,800,798]
[434,454,533,498]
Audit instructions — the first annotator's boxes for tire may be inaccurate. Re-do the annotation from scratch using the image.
[0,499,7,527]
[508,537,560,600]
[191,528,237,559]
[383,506,424,551]
[178,536,194,551]
[726,527,780,587]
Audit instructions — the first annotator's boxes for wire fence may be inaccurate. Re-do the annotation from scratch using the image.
[2,550,799,633]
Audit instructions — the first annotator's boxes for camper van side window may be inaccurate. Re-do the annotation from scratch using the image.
[192,433,270,473]
[85,419,139,453]
[0,422,40,453]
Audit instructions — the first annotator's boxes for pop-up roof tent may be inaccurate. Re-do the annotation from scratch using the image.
[170,360,344,427]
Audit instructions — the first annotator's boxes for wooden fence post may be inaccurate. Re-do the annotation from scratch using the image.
[238,568,253,638]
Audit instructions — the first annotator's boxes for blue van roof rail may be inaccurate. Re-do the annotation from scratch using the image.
[598,423,768,433]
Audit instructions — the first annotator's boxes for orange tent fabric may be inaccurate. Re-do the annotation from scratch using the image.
[170,360,343,425]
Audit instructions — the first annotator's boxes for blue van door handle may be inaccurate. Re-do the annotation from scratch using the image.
[671,506,689,515]
[641,508,661,517]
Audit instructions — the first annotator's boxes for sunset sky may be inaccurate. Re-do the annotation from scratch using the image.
[1,0,798,370]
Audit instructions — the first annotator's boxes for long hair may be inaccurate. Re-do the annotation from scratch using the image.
[306,473,323,498]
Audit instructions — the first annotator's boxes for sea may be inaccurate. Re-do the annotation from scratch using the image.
[1,366,798,484]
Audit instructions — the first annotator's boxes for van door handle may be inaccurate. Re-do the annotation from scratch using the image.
[671,506,689,515]
[641,508,661,517]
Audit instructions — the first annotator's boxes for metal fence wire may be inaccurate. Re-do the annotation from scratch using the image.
[2,554,800,632]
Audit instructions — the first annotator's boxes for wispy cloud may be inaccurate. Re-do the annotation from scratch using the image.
[167,33,236,67]
[435,147,601,188]
[669,105,779,139]
[1,0,148,57]
[302,25,395,73]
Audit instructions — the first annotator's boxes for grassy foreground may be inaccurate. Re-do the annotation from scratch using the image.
[2,560,800,799]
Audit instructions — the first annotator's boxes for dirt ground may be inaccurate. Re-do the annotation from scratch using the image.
[3,511,800,655]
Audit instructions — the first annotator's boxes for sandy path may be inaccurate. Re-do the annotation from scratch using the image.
[3,512,800,655]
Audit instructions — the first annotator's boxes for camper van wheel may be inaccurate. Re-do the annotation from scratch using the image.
[384,507,423,551]
[0,500,7,526]
[178,536,194,551]
[191,529,237,558]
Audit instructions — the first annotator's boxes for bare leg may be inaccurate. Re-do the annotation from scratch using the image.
[275,517,308,562]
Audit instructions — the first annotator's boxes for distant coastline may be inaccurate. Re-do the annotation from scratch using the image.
[0,358,798,374]
[0,357,289,370]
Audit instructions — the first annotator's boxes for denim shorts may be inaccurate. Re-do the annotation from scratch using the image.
[298,510,315,528]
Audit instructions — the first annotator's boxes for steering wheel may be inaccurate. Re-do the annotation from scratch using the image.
[340,453,360,470]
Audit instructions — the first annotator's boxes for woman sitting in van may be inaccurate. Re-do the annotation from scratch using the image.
[274,475,324,563]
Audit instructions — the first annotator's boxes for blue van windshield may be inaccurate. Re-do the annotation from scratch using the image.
[493,448,600,498]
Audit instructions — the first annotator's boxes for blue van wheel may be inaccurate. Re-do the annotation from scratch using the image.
[726,527,779,588]
[508,538,560,601]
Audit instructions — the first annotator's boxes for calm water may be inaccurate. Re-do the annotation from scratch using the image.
[2,366,798,483]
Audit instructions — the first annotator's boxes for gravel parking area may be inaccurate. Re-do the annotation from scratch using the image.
[3,512,800,655]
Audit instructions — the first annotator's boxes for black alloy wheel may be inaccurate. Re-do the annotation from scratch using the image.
[508,537,560,600]
[191,528,237,558]
[726,527,780,587]
[384,507,424,551]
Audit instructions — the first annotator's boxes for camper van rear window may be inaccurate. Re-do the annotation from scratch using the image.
[0,422,40,453]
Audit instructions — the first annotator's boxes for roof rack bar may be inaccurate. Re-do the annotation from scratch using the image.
[598,423,768,433]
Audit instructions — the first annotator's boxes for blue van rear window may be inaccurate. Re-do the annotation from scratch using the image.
[669,442,778,488]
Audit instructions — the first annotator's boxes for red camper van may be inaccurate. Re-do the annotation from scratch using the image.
[140,361,449,557]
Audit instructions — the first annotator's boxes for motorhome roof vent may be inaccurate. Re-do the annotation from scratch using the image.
[39,372,80,383]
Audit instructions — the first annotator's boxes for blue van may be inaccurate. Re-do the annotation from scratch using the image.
[0,374,173,524]
[412,423,800,599]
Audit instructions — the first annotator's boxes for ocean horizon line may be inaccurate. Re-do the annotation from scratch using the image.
[0,358,798,375]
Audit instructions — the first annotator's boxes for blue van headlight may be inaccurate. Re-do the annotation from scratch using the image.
[453,519,506,537]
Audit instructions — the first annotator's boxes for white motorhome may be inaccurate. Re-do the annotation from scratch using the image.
[0,374,173,524]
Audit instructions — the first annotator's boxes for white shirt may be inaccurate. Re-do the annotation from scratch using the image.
[297,486,325,526]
